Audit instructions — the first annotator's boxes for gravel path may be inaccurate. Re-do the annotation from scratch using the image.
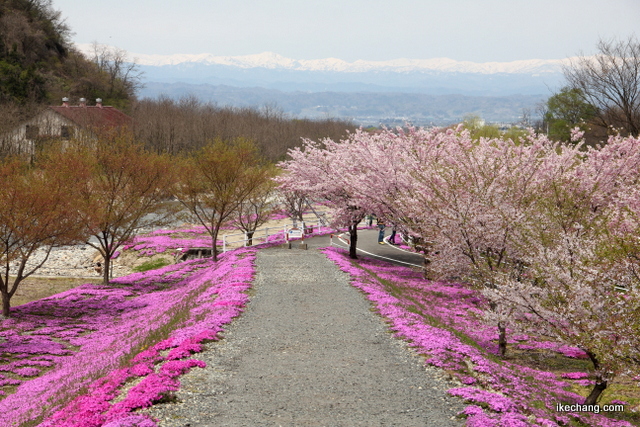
[145,243,466,426]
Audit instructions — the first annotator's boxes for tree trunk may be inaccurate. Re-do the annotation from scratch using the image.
[211,232,219,261]
[349,223,358,259]
[1,290,10,318]
[417,238,434,279]
[584,379,607,405]
[498,322,507,357]
[422,255,431,279]
[584,350,607,405]
[247,231,254,246]
[102,255,111,285]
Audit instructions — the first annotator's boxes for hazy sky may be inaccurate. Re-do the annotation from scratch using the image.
[52,0,639,63]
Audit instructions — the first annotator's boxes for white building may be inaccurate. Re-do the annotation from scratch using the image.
[2,98,131,156]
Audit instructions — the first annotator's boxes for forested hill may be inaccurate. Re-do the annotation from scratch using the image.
[0,0,135,110]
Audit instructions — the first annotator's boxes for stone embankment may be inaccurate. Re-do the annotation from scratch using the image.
[8,244,131,278]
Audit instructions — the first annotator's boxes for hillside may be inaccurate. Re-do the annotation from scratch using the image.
[0,0,135,109]
[0,0,69,104]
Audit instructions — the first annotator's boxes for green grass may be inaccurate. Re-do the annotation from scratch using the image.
[132,258,171,273]
[12,276,102,307]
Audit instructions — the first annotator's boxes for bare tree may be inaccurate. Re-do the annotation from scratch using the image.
[232,171,278,246]
[47,131,177,284]
[278,189,308,227]
[0,157,84,317]
[88,42,144,101]
[175,138,272,261]
[0,0,70,65]
[563,36,640,136]
[131,96,355,159]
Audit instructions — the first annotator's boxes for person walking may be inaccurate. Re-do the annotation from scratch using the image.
[377,220,386,244]
[389,225,397,245]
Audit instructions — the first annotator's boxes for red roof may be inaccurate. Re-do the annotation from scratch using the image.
[49,106,132,129]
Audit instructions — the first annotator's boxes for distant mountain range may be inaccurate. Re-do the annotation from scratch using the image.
[85,46,568,125]
[130,50,568,74]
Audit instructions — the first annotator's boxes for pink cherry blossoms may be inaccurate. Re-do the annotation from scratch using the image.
[278,125,640,406]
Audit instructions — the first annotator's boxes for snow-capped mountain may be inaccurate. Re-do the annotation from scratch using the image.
[76,44,566,125]
[77,44,568,75]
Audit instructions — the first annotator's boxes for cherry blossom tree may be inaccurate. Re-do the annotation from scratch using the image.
[358,127,582,355]
[456,131,640,403]
[277,137,371,258]
[399,128,639,401]
[280,125,640,404]
[277,126,447,259]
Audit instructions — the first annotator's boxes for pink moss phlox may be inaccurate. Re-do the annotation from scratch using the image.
[152,338,175,352]
[125,227,221,256]
[270,211,289,220]
[557,346,588,359]
[159,359,206,377]
[574,379,596,387]
[166,339,203,360]
[129,363,154,377]
[561,372,589,380]
[106,373,180,417]
[463,408,531,427]
[0,359,53,372]
[515,341,588,359]
[0,376,21,387]
[462,376,478,385]
[449,387,516,412]
[131,348,163,365]
[462,405,499,427]
[321,246,634,427]
[0,334,72,356]
[13,367,40,377]
[41,368,130,427]
[611,399,628,405]
[3,245,257,426]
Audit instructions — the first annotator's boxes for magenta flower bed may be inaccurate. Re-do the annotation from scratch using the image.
[322,246,632,427]
[268,210,289,220]
[122,227,220,256]
[0,247,258,426]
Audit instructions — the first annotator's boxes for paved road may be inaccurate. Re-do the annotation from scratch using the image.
[145,232,464,426]
[329,228,424,267]
[292,228,424,268]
